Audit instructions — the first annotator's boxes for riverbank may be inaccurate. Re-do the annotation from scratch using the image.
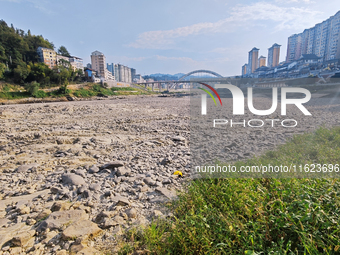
[1,93,340,254]
[0,82,157,105]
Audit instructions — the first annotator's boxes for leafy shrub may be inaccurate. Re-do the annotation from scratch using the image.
[25,81,40,96]
[34,90,47,98]
[57,85,70,95]
[92,84,102,92]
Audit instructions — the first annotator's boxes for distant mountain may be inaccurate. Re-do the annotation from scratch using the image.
[173,73,186,78]
[148,73,166,77]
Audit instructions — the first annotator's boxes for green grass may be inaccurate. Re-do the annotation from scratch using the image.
[0,83,29,99]
[72,88,97,97]
[0,82,152,100]
[207,126,340,179]
[71,84,151,98]
[111,87,139,91]
[119,127,340,255]
[0,91,30,99]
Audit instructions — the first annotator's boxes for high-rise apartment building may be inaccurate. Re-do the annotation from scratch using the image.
[241,64,247,76]
[107,63,114,75]
[91,51,106,79]
[258,56,266,67]
[114,64,119,82]
[268,43,281,67]
[69,56,83,71]
[37,47,57,69]
[286,10,340,63]
[131,68,136,80]
[114,64,132,83]
[326,12,340,60]
[248,47,259,74]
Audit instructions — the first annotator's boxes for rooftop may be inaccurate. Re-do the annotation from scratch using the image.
[299,54,322,60]
[249,47,259,53]
[269,43,281,49]
[91,50,104,56]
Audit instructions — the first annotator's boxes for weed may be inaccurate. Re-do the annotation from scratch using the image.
[118,127,340,254]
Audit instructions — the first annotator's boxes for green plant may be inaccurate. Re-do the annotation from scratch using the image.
[25,81,40,96]
[34,90,47,98]
[57,84,70,95]
[92,84,102,92]
[72,88,95,98]
[118,127,340,254]
[111,87,138,91]
[2,84,10,92]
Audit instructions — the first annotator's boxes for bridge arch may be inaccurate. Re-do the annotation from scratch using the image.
[178,70,223,81]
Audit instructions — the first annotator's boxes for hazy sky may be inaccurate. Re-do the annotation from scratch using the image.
[0,0,339,76]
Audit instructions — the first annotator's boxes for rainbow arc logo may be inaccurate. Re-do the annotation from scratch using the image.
[198,82,222,106]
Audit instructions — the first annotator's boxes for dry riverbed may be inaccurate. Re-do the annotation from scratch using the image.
[0,91,340,254]
[0,96,190,254]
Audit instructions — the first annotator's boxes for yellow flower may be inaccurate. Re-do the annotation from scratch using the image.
[173,171,183,177]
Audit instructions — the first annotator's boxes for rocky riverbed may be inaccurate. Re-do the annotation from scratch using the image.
[0,95,190,254]
[0,91,340,254]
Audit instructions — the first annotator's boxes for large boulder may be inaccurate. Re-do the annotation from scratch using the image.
[62,173,85,186]
[0,223,32,248]
[11,230,36,248]
[115,167,130,177]
[37,210,88,232]
[50,201,71,212]
[15,163,39,173]
[89,165,100,174]
[112,195,130,206]
[155,187,177,199]
[62,219,101,240]
[101,161,124,169]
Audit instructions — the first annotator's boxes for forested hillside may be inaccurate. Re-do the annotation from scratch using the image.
[0,20,84,87]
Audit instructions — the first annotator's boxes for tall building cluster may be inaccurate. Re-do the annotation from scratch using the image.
[268,43,281,68]
[88,50,139,83]
[286,11,340,63]
[241,10,340,78]
[37,47,83,71]
[113,63,132,83]
[242,43,281,76]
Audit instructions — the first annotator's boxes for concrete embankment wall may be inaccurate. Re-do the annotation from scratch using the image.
[104,81,130,88]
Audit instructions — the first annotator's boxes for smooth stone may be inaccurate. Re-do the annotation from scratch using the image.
[62,173,85,186]
[37,210,88,231]
[101,161,124,169]
[62,219,102,240]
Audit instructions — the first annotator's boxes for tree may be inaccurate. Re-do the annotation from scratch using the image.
[13,62,30,84]
[0,45,5,63]
[26,62,52,86]
[59,68,71,85]
[25,81,40,96]
[58,46,71,57]
[0,63,6,80]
